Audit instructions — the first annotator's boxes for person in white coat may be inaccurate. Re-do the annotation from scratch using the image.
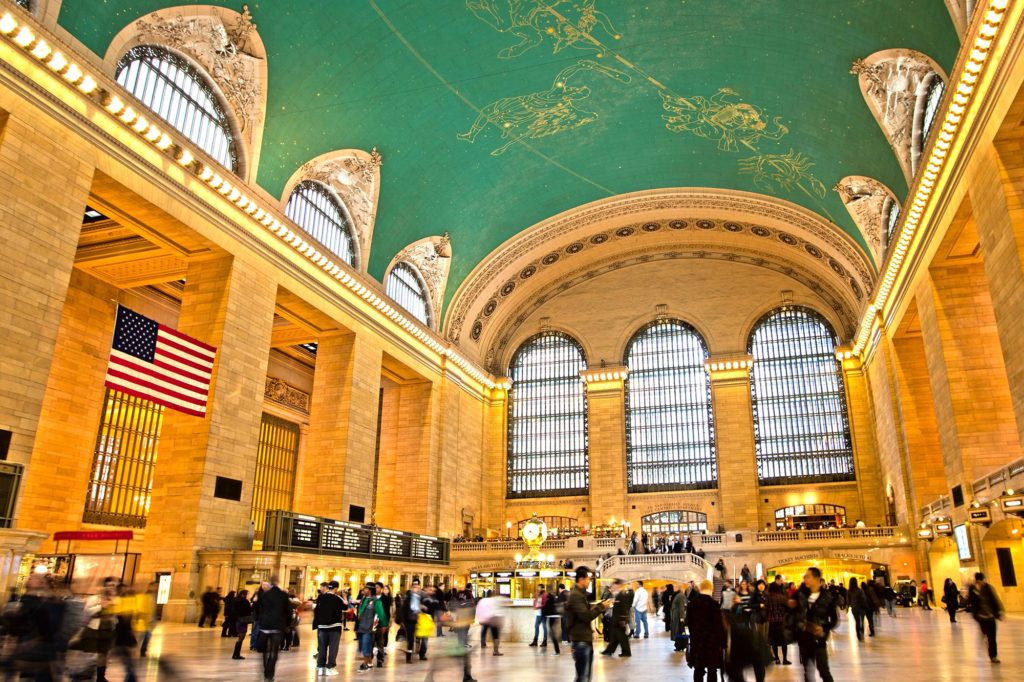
[631,581,649,639]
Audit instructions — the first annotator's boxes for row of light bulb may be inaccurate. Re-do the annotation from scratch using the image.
[851,0,1010,358]
[0,9,500,391]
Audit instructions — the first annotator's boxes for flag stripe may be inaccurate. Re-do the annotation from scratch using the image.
[158,326,216,358]
[104,382,207,417]
[106,363,208,405]
[109,352,210,396]
[153,347,214,375]
[151,357,212,386]
[156,334,215,368]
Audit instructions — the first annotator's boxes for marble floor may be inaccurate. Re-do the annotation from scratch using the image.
[112,607,1020,681]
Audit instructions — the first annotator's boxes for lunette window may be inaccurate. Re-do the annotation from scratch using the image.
[116,45,237,171]
[385,262,431,327]
[285,180,358,268]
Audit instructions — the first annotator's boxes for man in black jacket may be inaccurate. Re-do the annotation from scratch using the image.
[599,579,632,657]
[795,567,839,682]
[968,572,1004,663]
[566,566,612,682]
[256,576,291,682]
[313,580,344,675]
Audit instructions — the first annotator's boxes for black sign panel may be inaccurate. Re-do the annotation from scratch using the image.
[265,511,448,564]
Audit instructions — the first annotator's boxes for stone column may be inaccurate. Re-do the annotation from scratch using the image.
[139,253,277,622]
[915,264,1023,491]
[295,331,382,520]
[581,367,627,529]
[707,357,758,531]
[840,353,887,523]
[969,143,1024,449]
[0,111,93,471]
[481,383,509,535]
[378,380,440,535]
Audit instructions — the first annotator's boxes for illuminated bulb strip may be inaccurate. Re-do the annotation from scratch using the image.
[0,10,501,390]
[705,359,753,373]
[851,0,1007,359]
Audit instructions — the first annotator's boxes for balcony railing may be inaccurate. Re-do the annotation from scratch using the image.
[600,551,712,578]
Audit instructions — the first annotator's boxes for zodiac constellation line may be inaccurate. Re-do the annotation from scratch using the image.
[457,59,631,156]
[466,0,621,59]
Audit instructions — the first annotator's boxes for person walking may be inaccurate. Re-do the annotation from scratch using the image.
[685,580,726,682]
[883,582,897,618]
[528,586,548,647]
[198,586,220,628]
[765,582,791,665]
[919,580,933,610]
[475,589,504,656]
[967,572,1004,664]
[401,579,424,663]
[374,582,393,668]
[848,578,868,641]
[220,590,236,638]
[795,567,838,682]
[566,566,612,682]
[425,587,477,682]
[230,589,252,661]
[255,576,291,682]
[942,578,960,624]
[631,580,649,639]
[599,579,632,658]
[669,583,688,651]
[541,583,562,655]
[312,580,344,676]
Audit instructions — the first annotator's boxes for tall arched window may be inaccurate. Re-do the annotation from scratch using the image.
[624,320,716,491]
[385,262,431,326]
[748,307,854,485]
[285,180,358,268]
[507,332,588,498]
[116,45,237,171]
[884,197,901,247]
[920,75,945,150]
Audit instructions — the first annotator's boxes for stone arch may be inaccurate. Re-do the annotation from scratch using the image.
[102,5,268,183]
[851,49,949,182]
[282,148,382,269]
[980,517,1024,611]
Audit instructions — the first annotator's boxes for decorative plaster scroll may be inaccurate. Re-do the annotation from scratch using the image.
[833,176,897,263]
[851,50,946,181]
[290,148,382,268]
[105,5,269,180]
[443,189,875,344]
[264,376,310,415]
[484,245,857,373]
[388,234,452,330]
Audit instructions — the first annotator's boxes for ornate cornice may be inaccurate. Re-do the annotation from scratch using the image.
[264,376,310,415]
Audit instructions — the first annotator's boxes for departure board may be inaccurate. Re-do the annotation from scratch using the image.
[263,511,449,564]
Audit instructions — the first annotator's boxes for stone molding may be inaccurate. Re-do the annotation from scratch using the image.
[264,376,310,415]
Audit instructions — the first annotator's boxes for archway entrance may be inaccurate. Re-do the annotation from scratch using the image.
[980,517,1024,612]
[768,558,886,588]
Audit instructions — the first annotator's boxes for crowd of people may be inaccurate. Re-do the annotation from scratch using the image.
[0,563,1008,681]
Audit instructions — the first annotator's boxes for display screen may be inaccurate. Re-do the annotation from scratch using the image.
[265,511,448,564]
[954,524,971,560]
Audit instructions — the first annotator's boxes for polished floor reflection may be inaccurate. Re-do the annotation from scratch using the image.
[120,607,1020,681]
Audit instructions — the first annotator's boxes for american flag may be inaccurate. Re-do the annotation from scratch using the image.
[104,306,217,417]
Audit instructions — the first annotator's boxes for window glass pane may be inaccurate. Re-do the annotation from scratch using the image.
[625,320,716,492]
[285,180,358,268]
[640,510,708,535]
[116,45,237,171]
[886,199,901,246]
[251,413,300,541]
[921,76,945,147]
[83,389,163,528]
[385,262,431,326]
[507,332,588,498]
[748,307,855,485]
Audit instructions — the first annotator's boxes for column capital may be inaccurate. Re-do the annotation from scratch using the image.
[705,354,753,382]
[580,365,627,392]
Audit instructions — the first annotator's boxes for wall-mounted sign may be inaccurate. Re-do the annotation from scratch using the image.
[933,522,953,536]
[156,573,172,605]
[968,507,992,523]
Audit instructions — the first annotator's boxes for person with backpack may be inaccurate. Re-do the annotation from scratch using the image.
[541,583,562,654]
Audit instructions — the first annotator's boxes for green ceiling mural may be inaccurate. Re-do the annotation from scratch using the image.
[58,1,959,316]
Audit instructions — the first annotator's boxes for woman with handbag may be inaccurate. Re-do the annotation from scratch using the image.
[231,590,252,660]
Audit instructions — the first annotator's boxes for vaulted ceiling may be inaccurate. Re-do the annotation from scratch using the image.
[58,1,959,316]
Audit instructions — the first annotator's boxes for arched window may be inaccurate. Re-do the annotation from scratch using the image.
[624,320,716,492]
[115,45,237,171]
[748,307,854,485]
[641,510,708,535]
[920,75,945,149]
[285,180,358,268]
[774,504,847,530]
[385,262,431,326]
[507,332,588,498]
[884,197,902,247]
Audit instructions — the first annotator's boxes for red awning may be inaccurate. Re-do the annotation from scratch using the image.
[52,531,134,542]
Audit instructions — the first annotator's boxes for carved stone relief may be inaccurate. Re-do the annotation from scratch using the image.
[264,376,310,414]
[391,234,452,329]
[851,50,944,180]
[294,148,382,264]
[131,5,265,149]
[833,176,896,263]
